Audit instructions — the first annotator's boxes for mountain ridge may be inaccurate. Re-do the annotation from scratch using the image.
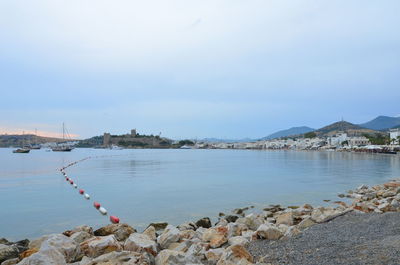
[260,126,315,140]
[359,116,400,130]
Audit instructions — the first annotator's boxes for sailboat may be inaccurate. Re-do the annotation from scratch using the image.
[13,132,30,153]
[13,148,30,153]
[51,123,74,152]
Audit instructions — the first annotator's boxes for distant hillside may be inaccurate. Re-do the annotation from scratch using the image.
[359,116,400,130]
[0,134,67,147]
[76,133,178,148]
[261,126,314,140]
[313,121,379,137]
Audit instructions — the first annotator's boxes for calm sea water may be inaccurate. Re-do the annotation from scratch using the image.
[0,148,399,240]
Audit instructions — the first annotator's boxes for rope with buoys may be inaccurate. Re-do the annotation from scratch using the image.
[59,156,120,224]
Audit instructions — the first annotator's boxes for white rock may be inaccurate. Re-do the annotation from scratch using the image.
[80,235,122,258]
[228,236,249,246]
[142,226,157,241]
[177,222,196,231]
[80,250,154,265]
[297,217,316,230]
[124,233,158,256]
[70,231,92,244]
[37,234,80,263]
[255,224,283,240]
[17,247,67,265]
[205,248,225,263]
[157,225,180,249]
[216,245,253,265]
[155,249,202,265]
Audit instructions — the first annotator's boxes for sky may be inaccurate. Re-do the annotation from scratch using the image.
[0,0,399,139]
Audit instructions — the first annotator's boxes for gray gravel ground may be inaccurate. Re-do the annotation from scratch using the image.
[247,211,400,265]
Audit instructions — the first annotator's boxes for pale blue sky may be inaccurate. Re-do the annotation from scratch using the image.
[0,1,399,139]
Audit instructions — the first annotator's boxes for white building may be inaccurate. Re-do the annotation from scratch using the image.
[390,129,400,144]
[327,132,347,147]
[347,136,370,147]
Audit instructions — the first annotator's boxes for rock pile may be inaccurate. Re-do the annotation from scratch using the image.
[3,179,400,265]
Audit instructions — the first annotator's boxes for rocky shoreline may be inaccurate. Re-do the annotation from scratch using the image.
[1,179,400,265]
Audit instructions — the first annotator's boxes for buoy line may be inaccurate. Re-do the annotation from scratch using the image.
[59,156,120,224]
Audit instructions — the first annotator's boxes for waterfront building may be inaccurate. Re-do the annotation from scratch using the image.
[327,132,347,147]
[347,136,370,147]
[390,129,400,144]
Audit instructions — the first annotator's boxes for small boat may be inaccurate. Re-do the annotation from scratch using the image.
[52,146,73,152]
[110,145,123,150]
[13,148,30,153]
[13,132,31,153]
[29,144,41,150]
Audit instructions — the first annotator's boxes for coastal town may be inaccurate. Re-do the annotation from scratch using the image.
[2,119,400,154]
[200,128,400,153]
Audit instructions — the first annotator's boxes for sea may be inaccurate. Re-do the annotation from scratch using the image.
[1,148,399,240]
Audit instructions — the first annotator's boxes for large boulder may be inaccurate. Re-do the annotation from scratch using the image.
[80,235,122,258]
[296,217,316,230]
[311,207,351,223]
[63,225,94,237]
[142,226,157,241]
[205,248,225,263]
[177,222,197,231]
[79,250,154,265]
[17,247,67,265]
[124,233,158,256]
[195,217,212,229]
[70,231,92,244]
[0,244,19,264]
[155,249,201,265]
[157,225,180,249]
[94,224,136,241]
[275,212,294,226]
[228,236,249,246]
[255,224,283,240]
[202,227,228,248]
[235,214,263,231]
[148,222,168,231]
[25,234,80,263]
[216,245,253,265]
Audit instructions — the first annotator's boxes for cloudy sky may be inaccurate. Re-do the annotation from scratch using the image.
[0,0,399,139]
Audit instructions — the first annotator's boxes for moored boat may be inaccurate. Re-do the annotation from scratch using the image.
[51,122,74,152]
[13,148,30,153]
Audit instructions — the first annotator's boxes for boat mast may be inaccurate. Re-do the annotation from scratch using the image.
[63,122,65,141]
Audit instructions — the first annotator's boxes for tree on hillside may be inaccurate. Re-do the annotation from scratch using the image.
[304,132,317,138]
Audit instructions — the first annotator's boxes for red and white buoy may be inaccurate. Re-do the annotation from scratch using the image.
[69,180,74,184]
[83,193,90,200]
[94,202,101,209]
[110,216,120,224]
[79,189,84,195]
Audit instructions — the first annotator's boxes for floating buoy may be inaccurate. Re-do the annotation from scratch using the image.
[98,207,107,215]
[79,189,84,195]
[110,216,120,224]
[83,193,90,199]
[73,183,77,188]
[94,202,101,209]
[69,180,73,184]
[66,177,69,181]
